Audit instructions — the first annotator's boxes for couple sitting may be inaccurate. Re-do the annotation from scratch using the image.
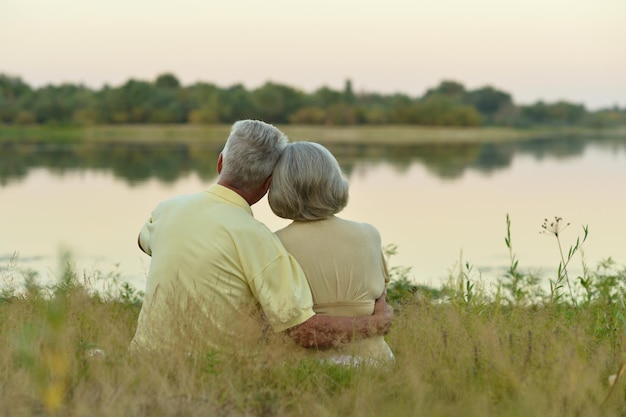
[130,120,394,365]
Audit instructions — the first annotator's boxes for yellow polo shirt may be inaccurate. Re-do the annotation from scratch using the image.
[130,184,315,354]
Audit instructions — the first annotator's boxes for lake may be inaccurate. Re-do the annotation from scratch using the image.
[1,134,625,293]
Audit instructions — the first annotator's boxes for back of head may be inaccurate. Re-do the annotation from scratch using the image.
[269,141,349,221]
[221,120,288,193]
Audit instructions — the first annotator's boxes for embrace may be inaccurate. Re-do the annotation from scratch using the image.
[130,120,394,365]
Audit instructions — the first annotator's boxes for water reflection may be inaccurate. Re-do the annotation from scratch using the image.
[0,142,223,186]
[2,135,624,187]
[1,133,625,291]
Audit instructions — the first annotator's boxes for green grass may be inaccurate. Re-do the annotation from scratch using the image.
[2,124,626,145]
[2,216,626,416]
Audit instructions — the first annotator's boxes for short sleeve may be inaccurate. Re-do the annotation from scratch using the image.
[249,253,316,333]
[138,201,168,256]
[138,218,154,255]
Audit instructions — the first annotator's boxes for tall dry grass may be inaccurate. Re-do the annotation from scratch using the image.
[2,216,626,416]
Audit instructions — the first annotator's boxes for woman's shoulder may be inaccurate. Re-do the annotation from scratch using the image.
[332,216,381,237]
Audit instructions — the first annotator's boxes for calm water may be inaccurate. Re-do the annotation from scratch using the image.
[1,135,625,292]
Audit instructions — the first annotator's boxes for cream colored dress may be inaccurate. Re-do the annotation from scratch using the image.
[275,215,394,364]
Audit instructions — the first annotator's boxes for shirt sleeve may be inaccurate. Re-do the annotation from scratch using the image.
[138,219,153,256]
[138,202,166,256]
[248,253,316,333]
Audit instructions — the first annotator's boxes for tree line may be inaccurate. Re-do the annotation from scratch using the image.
[1,73,624,128]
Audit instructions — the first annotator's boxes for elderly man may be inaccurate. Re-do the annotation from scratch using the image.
[130,120,393,355]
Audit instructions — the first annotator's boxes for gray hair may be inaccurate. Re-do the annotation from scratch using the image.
[269,141,349,220]
[220,120,288,192]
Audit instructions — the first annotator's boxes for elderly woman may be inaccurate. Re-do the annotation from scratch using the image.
[268,141,394,365]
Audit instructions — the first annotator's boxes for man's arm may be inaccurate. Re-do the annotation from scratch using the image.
[286,290,394,349]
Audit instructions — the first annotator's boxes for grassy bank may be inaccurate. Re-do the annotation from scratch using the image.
[2,124,626,145]
[1,270,626,417]
[2,235,626,416]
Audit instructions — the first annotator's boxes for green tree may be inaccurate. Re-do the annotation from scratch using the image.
[0,71,607,128]
[95,85,126,123]
[343,79,355,104]
[186,82,222,124]
[0,74,33,123]
[29,84,94,125]
[92,80,153,123]
[585,106,626,127]
[289,106,326,124]
[311,86,344,108]
[154,73,181,89]
[325,103,357,125]
[521,101,550,124]
[361,107,389,124]
[251,82,306,123]
[423,80,466,100]
[521,101,586,125]
[464,86,513,123]
[549,101,586,124]
[152,74,186,123]
[219,84,255,122]
[393,94,482,126]
[123,79,156,122]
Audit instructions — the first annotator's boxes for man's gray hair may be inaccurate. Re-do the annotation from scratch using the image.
[221,120,288,192]
[269,141,349,221]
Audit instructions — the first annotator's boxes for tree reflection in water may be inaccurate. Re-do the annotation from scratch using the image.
[1,135,624,187]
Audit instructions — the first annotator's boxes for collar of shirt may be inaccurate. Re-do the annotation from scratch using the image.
[206,184,253,216]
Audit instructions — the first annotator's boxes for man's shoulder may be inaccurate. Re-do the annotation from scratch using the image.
[152,192,206,213]
[159,192,202,205]
[228,212,275,239]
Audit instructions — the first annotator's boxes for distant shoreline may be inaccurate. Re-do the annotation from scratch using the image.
[1,124,625,145]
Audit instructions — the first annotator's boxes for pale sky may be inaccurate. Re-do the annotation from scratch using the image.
[1,0,625,109]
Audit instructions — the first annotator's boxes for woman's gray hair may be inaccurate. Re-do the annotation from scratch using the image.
[269,141,349,221]
[221,120,288,193]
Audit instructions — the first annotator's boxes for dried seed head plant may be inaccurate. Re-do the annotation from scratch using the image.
[541,216,570,238]
[541,216,588,306]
